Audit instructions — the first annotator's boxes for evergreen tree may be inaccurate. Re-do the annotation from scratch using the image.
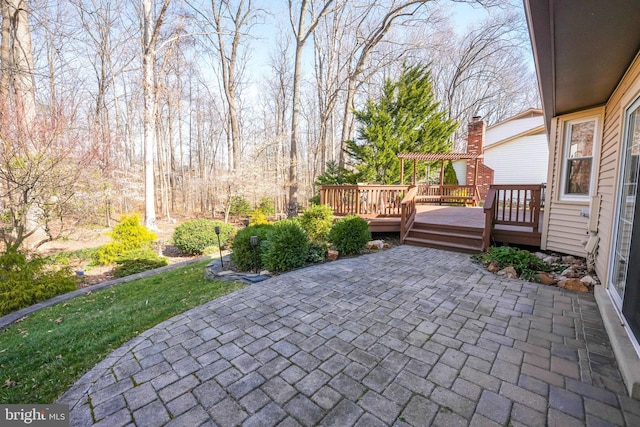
[345,64,457,184]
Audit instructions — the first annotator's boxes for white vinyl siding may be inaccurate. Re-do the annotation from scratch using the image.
[452,161,467,184]
[483,133,548,184]
[597,53,640,284]
[485,115,545,146]
[541,110,601,257]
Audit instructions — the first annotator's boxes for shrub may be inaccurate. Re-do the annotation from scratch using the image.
[108,214,157,250]
[93,215,157,265]
[249,211,270,225]
[306,240,328,263]
[0,250,76,316]
[261,220,309,272]
[229,196,253,217]
[256,197,275,217]
[472,246,552,281]
[45,247,99,265]
[173,220,235,255]
[299,204,333,242]
[328,215,371,256]
[113,249,168,278]
[230,224,273,272]
[93,242,126,266]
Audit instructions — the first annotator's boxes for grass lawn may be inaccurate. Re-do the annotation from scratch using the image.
[0,259,245,404]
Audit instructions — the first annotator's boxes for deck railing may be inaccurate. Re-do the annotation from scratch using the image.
[400,186,418,242]
[483,184,545,249]
[319,185,411,217]
[482,188,497,250]
[416,185,478,206]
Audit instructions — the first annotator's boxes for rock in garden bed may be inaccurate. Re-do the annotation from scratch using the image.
[475,247,599,292]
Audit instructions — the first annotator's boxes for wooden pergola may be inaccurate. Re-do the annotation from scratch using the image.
[397,152,481,186]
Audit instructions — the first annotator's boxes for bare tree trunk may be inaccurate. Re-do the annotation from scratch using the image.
[288,0,336,216]
[142,0,171,230]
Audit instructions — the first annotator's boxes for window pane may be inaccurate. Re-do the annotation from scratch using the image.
[569,121,595,158]
[565,158,592,194]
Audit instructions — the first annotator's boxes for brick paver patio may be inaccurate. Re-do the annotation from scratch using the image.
[60,245,640,426]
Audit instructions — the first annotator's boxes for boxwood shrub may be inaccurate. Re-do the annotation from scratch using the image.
[328,215,371,256]
[230,224,273,272]
[173,220,235,255]
[261,220,309,272]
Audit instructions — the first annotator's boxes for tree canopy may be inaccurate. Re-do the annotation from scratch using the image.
[345,64,458,184]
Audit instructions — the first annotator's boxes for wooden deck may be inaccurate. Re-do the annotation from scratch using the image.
[321,183,545,253]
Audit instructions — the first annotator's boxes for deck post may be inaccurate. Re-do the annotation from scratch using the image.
[474,158,479,188]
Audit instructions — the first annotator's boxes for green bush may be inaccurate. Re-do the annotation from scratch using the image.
[229,196,253,217]
[472,246,552,281]
[299,204,333,242]
[173,220,235,255]
[93,242,126,266]
[328,215,371,256]
[306,240,328,263]
[261,220,309,272]
[230,224,273,271]
[249,211,270,225]
[45,247,99,265]
[93,215,157,265]
[112,249,168,278]
[256,197,275,217]
[0,250,76,316]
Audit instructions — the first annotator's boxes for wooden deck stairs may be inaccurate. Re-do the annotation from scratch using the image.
[320,183,545,254]
[403,222,484,253]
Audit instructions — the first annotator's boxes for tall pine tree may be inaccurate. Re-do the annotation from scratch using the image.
[345,64,457,184]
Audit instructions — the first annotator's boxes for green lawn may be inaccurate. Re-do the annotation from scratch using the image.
[0,259,245,404]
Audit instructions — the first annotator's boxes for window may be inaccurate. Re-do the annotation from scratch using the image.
[562,118,598,198]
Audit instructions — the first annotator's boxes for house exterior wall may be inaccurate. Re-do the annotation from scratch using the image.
[541,108,603,257]
[485,115,544,146]
[452,161,466,184]
[543,52,640,268]
[593,52,640,283]
[483,132,548,184]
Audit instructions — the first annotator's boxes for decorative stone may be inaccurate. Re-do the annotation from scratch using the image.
[536,272,557,285]
[580,275,598,286]
[366,240,385,250]
[543,256,560,264]
[534,252,546,260]
[217,270,236,276]
[487,260,500,272]
[561,268,578,278]
[558,279,588,292]
[497,266,518,279]
[562,255,578,264]
[260,270,271,275]
[327,250,339,261]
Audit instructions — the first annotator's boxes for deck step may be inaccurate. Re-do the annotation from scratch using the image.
[407,228,483,247]
[403,236,483,253]
[411,221,483,235]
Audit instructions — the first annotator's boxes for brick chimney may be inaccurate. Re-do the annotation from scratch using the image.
[465,116,493,199]
[466,116,485,185]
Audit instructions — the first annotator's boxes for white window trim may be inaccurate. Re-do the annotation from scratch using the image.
[559,116,601,201]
